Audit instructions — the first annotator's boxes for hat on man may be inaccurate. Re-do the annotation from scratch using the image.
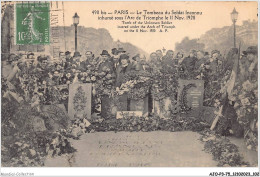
[119,54,129,64]
[111,48,118,55]
[100,50,110,56]
[243,46,257,55]
[65,51,71,55]
[117,48,126,53]
[73,51,81,57]
[119,54,129,60]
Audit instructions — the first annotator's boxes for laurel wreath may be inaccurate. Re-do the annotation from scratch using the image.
[179,83,197,112]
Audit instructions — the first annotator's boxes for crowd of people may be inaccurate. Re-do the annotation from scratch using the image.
[1,46,257,114]
[1,45,259,147]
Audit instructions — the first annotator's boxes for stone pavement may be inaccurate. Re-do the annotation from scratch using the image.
[45,131,218,167]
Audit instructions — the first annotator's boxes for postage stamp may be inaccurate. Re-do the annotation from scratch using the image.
[15,2,50,45]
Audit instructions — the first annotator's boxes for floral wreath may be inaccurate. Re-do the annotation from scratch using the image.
[116,70,152,100]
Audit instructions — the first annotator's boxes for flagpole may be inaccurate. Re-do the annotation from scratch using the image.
[210,44,241,131]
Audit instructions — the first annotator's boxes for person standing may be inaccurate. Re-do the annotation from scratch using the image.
[36,56,51,83]
[139,54,151,72]
[204,50,224,79]
[110,48,120,73]
[156,50,163,61]
[2,53,17,80]
[83,50,99,115]
[98,50,113,73]
[58,52,66,71]
[162,50,174,64]
[131,54,142,71]
[161,50,176,74]
[203,50,224,106]
[138,54,152,115]
[194,50,208,79]
[180,49,198,79]
[240,46,257,82]
[150,52,158,64]
[97,50,116,117]
[85,51,94,62]
[3,54,21,89]
[64,51,73,70]
[2,54,24,102]
[115,54,133,87]
[72,51,86,72]
[115,54,133,111]
[65,51,72,62]
[174,52,184,67]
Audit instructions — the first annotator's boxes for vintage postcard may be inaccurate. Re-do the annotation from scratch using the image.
[1,0,259,176]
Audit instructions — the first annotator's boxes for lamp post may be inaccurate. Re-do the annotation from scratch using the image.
[231,8,238,48]
[73,13,79,52]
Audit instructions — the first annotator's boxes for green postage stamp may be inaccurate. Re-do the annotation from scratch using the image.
[15,2,50,45]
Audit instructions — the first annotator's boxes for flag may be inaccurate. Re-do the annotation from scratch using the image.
[227,44,240,96]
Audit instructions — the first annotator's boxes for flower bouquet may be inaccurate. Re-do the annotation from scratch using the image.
[151,65,178,101]
[150,63,178,117]
[230,80,258,150]
[95,66,116,97]
[59,70,75,85]
[94,65,116,118]
[77,71,97,84]
[116,70,152,100]
[77,61,99,84]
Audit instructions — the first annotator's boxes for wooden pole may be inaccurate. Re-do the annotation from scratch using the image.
[210,105,223,130]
